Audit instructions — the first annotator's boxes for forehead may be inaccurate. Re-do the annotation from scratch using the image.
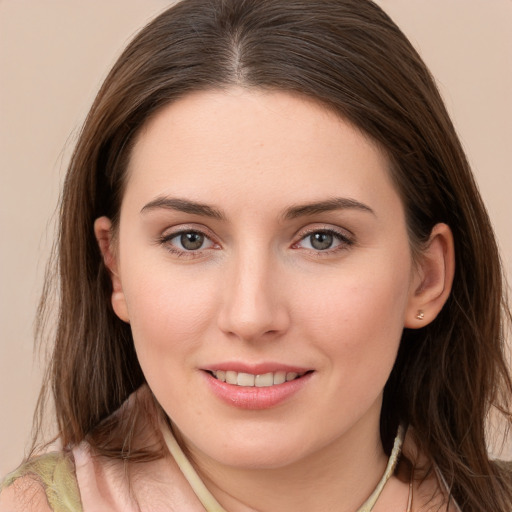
[124,88,400,217]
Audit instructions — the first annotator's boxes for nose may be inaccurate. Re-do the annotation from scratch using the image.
[217,249,290,343]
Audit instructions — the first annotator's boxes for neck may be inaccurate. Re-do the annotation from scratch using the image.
[177,413,388,512]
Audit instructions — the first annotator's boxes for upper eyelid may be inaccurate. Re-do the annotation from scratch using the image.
[164,230,213,242]
[295,224,354,241]
[163,228,210,239]
[161,224,218,240]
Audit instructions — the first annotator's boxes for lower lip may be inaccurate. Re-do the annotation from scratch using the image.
[203,371,313,410]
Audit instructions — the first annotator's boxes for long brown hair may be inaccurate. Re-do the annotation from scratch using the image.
[35,0,512,509]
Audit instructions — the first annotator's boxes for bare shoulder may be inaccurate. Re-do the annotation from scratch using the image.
[0,475,52,512]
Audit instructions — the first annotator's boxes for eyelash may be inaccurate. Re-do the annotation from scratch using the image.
[158,227,354,258]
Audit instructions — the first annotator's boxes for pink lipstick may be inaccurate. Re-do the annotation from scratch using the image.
[201,363,313,410]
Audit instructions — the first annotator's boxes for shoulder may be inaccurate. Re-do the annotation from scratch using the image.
[0,452,82,512]
[0,474,52,512]
[72,440,206,511]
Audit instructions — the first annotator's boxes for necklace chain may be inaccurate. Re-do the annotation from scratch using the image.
[159,418,405,512]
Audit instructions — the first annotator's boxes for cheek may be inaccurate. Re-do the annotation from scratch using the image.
[291,260,411,377]
[123,268,221,419]
[120,261,220,369]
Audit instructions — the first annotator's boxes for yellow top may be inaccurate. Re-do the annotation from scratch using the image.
[1,451,82,512]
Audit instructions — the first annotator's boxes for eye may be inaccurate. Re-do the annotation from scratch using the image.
[161,230,216,253]
[306,232,336,251]
[175,232,208,251]
[295,229,353,252]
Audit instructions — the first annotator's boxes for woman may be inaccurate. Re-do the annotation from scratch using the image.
[1,0,511,510]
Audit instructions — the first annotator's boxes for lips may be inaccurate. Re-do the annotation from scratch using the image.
[202,364,313,409]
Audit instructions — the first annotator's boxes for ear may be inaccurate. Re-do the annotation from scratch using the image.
[94,216,130,323]
[404,223,455,328]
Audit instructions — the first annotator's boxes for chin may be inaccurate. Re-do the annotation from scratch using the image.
[212,444,309,470]
[186,425,333,471]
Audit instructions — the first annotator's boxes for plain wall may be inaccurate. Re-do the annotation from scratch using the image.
[1,0,511,476]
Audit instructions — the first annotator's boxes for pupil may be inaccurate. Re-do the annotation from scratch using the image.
[181,232,204,250]
[311,232,333,250]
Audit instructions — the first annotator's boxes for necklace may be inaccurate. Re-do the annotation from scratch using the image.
[159,418,406,512]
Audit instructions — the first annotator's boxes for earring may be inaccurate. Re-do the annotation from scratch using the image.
[416,310,425,320]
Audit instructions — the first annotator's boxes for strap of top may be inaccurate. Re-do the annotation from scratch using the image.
[1,452,83,512]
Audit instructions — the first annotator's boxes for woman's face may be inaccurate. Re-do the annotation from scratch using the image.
[106,89,423,469]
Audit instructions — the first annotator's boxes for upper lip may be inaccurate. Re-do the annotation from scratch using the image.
[201,362,312,375]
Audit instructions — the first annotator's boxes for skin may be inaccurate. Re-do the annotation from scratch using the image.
[95,88,455,511]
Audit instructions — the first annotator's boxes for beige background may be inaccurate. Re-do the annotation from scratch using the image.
[0,1,511,477]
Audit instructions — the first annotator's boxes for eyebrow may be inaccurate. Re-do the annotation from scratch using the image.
[140,196,374,221]
[282,197,375,220]
[140,197,225,220]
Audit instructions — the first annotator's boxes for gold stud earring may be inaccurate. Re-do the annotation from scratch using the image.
[416,310,425,320]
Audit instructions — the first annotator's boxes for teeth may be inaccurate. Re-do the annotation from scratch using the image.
[273,371,286,385]
[237,372,255,386]
[211,370,304,387]
[225,371,237,384]
[254,372,273,387]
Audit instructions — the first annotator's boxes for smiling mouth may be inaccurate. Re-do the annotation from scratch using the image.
[207,370,311,387]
